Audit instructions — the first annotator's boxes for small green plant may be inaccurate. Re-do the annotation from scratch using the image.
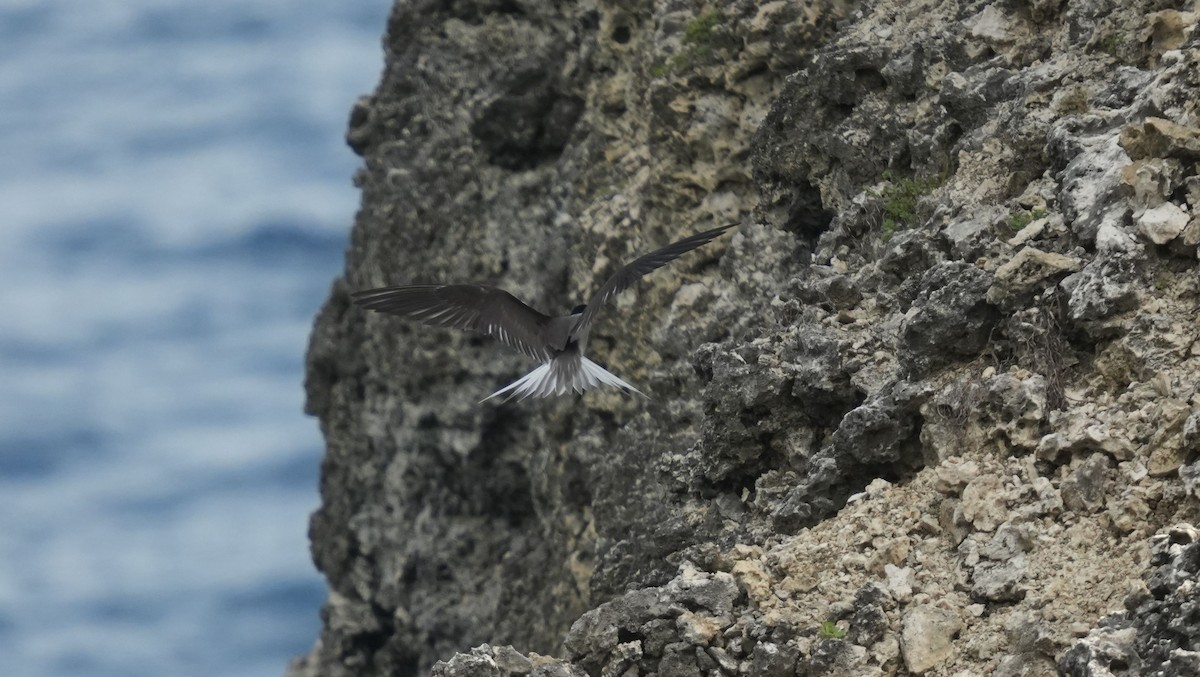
[651,9,724,77]
[684,10,722,45]
[878,171,942,240]
[1006,207,1047,232]
[819,620,847,639]
[1097,32,1125,57]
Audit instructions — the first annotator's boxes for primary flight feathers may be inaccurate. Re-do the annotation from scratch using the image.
[351,284,555,361]
[352,222,737,402]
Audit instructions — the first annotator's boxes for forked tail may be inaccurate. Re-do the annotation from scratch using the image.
[481,356,647,404]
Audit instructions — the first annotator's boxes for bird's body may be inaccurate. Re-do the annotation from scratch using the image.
[352,223,736,403]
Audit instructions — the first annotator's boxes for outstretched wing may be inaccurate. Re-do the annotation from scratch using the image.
[351,284,554,360]
[571,223,737,340]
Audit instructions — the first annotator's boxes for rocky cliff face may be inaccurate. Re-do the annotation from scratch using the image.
[290,1,1200,675]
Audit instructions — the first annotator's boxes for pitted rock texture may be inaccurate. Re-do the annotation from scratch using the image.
[291,0,1200,676]
[1060,524,1200,676]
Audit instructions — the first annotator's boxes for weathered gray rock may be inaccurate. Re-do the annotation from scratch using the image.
[994,611,1060,677]
[848,583,892,648]
[1058,624,1139,677]
[1061,524,1200,676]
[898,262,997,374]
[970,556,1028,602]
[978,522,1035,562]
[1061,254,1139,325]
[491,646,532,675]
[1060,453,1112,513]
[960,523,1033,602]
[982,374,1048,451]
[1050,126,1131,246]
[563,564,737,676]
[802,639,870,676]
[430,645,583,677]
[432,648,503,677]
[750,641,800,677]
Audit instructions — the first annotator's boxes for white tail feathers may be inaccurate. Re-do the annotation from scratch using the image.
[579,357,647,398]
[481,356,647,404]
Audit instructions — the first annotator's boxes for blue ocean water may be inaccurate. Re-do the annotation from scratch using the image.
[0,2,390,676]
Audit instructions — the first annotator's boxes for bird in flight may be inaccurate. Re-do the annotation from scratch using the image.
[352,223,737,403]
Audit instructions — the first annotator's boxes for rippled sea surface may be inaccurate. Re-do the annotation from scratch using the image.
[0,2,389,675]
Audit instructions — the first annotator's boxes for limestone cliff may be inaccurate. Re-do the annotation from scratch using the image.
[290,1,1200,675]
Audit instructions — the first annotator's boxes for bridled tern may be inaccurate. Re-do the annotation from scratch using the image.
[352,223,737,403]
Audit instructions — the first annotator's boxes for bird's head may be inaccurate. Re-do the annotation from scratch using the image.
[570,304,587,315]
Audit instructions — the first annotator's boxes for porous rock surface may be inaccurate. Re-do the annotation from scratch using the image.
[290,1,1200,676]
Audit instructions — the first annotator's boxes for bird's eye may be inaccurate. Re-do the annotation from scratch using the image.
[571,304,587,314]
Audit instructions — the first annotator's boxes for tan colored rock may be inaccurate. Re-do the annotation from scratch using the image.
[1186,176,1200,213]
[901,605,963,673]
[873,536,911,568]
[1179,218,1200,248]
[676,610,720,645]
[1145,398,1192,476]
[732,558,773,606]
[749,1,789,32]
[959,474,1008,532]
[1120,158,1184,209]
[934,459,980,495]
[1143,10,1194,55]
[1108,489,1153,533]
[986,247,1082,303]
[1120,117,1200,161]
[1036,411,1135,462]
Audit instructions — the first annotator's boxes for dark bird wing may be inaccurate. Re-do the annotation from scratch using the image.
[571,223,737,340]
[351,284,554,360]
